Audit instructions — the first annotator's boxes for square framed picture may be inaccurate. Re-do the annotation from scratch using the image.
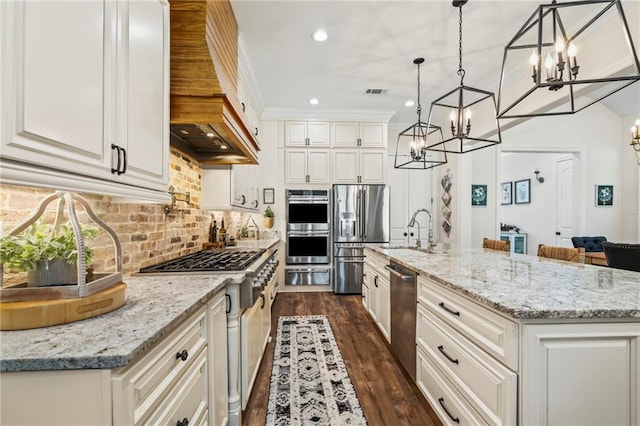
[514,179,531,204]
[500,182,512,205]
[263,188,275,204]
[595,185,613,206]
[471,184,487,206]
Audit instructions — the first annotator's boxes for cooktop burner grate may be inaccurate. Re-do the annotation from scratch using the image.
[139,248,266,273]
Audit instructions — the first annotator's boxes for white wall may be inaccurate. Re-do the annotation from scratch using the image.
[465,102,638,248]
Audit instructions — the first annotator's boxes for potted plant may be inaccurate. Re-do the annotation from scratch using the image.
[0,221,98,287]
[263,206,275,229]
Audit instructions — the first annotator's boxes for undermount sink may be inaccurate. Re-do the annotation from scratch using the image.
[379,244,438,254]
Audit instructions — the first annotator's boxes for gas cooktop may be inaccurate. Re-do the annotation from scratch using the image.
[139,248,266,273]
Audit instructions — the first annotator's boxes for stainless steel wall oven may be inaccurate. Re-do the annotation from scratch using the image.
[286,230,330,264]
[286,189,330,232]
[285,189,331,285]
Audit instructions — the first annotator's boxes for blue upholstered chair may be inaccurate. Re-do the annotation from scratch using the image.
[571,236,608,252]
[602,242,640,272]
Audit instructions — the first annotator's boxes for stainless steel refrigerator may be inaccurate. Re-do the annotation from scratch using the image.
[333,184,390,294]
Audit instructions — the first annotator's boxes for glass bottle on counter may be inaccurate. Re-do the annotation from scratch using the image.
[219,219,227,245]
[209,217,218,243]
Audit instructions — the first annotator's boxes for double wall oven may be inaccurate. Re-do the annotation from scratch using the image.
[285,189,331,286]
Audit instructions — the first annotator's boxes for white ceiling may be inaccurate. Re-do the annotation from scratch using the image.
[231,0,640,125]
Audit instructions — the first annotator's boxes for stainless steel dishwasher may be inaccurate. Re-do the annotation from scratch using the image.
[385,261,417,381]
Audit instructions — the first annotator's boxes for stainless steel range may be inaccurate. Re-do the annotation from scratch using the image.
[139,247,278,309]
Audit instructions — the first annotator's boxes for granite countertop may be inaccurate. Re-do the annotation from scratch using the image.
[368,244,640,320]
[233,238,280,250]
[0,274,243,372]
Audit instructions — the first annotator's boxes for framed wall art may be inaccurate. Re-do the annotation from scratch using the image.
[471,184,487,206]
[514,179,530,204]
[500,182,512,205]
[595,185,613,206]
[263,188,275,204]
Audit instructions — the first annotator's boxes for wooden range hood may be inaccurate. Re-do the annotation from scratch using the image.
[170,0,259,165]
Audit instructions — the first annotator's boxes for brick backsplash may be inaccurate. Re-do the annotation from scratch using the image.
[0,149,236,284]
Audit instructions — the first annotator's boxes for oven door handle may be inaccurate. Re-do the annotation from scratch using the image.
[286,269,331,274]
[287,199,330,204]
[336,259,365,264]
[287,231,330,237]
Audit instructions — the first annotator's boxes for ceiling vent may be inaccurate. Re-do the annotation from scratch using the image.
[365,89,387,95]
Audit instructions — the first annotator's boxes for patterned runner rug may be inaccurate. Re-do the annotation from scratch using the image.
[266,315,368,426]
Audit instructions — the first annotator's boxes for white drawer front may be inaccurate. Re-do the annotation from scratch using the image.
[146,348,209,426]
[416,345,489,426]
[417,304,517,425]
[418,276,518,370]
[113,307,208,424]
[364,248,389,276]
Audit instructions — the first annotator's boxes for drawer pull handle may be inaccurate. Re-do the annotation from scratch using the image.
[260,293,266,309]
[438,302,460,316]
[438,397,460,423]
[176,350,189,362]
[437,345,459,364]
[176,418,189,426]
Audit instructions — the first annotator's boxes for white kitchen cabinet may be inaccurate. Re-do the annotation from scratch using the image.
[285,149,331,184]
[240,280,272,410]
[207,291,229,426]
[332,122,387,148]
[521,322,640,426]
[332,150,386,184]
[0,0,169,196]
[363,248,390,342]
[237,66,260,144]
[285,121,331,147]
[201,165,259,212]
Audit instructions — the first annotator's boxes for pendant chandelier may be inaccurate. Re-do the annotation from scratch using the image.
[394,58,447,170]
[497,0,640,119]
[425,0,502,154]
[631,118,640,165]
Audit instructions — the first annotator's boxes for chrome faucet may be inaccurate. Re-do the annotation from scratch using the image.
[408,208,433,248]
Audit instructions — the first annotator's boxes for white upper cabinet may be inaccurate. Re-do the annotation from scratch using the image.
[332,150,386,184]
[285,121,330,147]
[285,149,330,184]
[332,122,387,148]
[0,0,169,196]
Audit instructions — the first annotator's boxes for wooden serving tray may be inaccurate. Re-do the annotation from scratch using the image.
[0,282,127,331]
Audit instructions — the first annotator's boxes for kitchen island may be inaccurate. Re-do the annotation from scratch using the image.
[365,244,640,426]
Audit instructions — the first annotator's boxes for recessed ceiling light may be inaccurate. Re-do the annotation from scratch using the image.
[206,132,215,138]
[405,100,415,107]
[312,29,328,42]
[309,98,319,105]
[220,144,228,150]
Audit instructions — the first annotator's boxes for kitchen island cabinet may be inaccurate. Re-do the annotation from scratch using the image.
[0,274,233,426]
[366,244,640,426]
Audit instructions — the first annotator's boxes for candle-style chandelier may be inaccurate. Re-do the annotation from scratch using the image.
[394,58,447,170]
[631,118,640,165]
[425,0,502,154]
[497,0,640,119]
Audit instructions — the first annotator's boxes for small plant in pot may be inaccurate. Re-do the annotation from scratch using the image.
[263,206,275,229]
[0,221,99,287]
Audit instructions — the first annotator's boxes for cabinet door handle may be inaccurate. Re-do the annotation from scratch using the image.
[437,345,459,364]
[111,144,121,174]
[118,147,127,175]
[241,102,245,112]
[374,276,378,288]
[176,349,189,361]
[438,397,460,423]
[176,418,189,426]
[438,302,460,317]
[260,293,265,309]
[357,138,362,146]
[225,294,231,314]
[305,137,309,145]
[253,200,258,208]
[254,127,259,136]
[241,195,246,205]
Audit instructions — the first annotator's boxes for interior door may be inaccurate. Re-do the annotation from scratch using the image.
[555,157,574,247]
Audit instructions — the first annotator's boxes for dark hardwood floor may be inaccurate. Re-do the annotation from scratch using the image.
[242,291,442,426]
